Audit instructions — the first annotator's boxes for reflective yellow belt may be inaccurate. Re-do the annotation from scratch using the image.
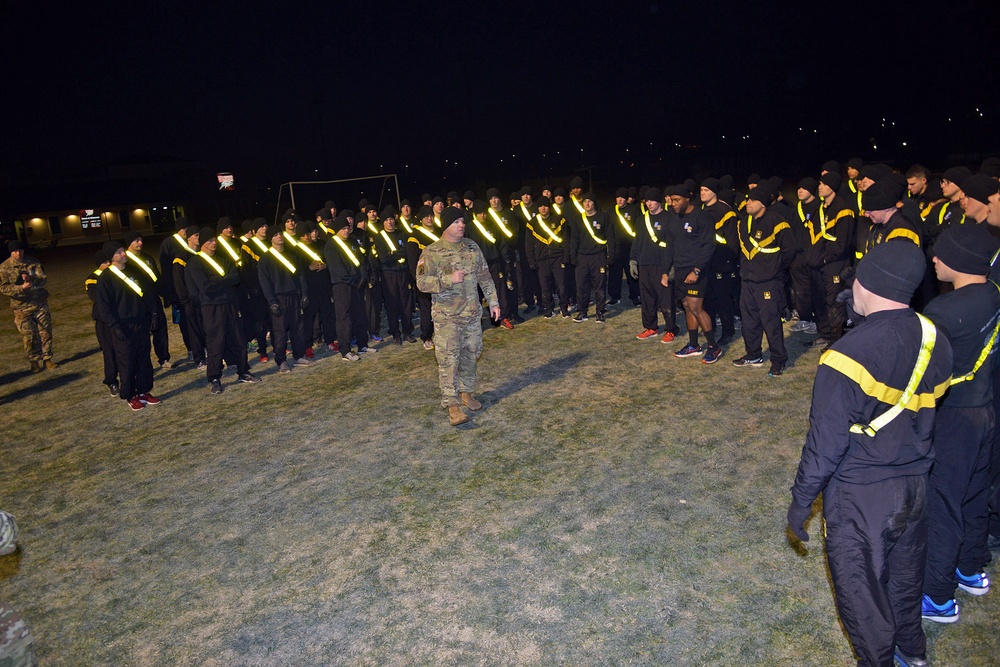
[217,236,242,265]
[416,227,440,244]
[950,282,1000,385]
[581,214,607,245]
[251,237,270,257]
[472,217,496,244]
[379,230,399,254]
[269,247,297,273]
[615,205,636,238]
[534,214,563,243]
[174,233,196,255]
[126,251,157,282]
[298,241,323,263]
[850,313,936,437]
[109,265,143,297]
[553,203,562,216]
[643,210,667,248]
[488,208,514,239]
[519,203,533,223]
[333,236,360,267]
[398,215,413,234]
[433,215,443,228]
[198,251,226,276]
[282,231,299,247]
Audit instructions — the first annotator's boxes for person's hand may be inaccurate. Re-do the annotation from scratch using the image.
[629,260,639,280]
[450,269,466,284]
[490,305,501,320]
[660,274,670,288]
[684,271,698,284]
[300,295,309,309]
[150,311,162,332]
[309,261,325,271]
[270,302,282,317]
[787,500,812,542]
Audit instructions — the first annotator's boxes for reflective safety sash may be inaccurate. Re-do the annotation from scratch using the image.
[937,201,966,227]
[415,226,440,245]
[319,222,333,236]
[198,251,226,277]
[333,236,361,267]
[615,205,636,238]
[571,195,585,216]
[488,208,514,239]
[714,210,735,244]
[217,236,242,265]
[398,215,413,234]
[269,247,297,273]
[282,231,299,247]
[643,210,667,248]
[807,205,839,245]
[174,233,196,255]
[251,237,270,257]
[472,217,496,244]
[581,214,607,245]
[950,282,1000,385]
[533,214,563,243]
[298,241,323,263]
[379,230,399,254]
[518,202,533,223]
[434,215,443,228]
[553,203,562,216]
[843,313,937,437]
[126,251,157,282]
[109,265,143,297]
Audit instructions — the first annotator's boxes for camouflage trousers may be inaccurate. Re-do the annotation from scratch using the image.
[11,303,52,362]
[433,315,483,408]
[0,603,37,667]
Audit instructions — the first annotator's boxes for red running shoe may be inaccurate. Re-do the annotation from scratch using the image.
[128,396,145,411]
[636,328,658,340]
[138,393,161,406]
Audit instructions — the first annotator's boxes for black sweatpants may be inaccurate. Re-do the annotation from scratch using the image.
[789,253,814,322]
[414,287,433,342]
[269,293,304,365]
[638,265,676,332]
[366,272,383,337]
[184,299,205,364]
[608,243,638,303]
[813,260,848,341]
[824,474,928,667]
[203,302,249,381]
[924,405,995,601]
[332,282,369,354]
[302,281,336,347]
[381,270,414,337]
[112,318,154,401]
[705,269,738,339]
[151,302,170,364]
[536,257,568,316]
[95,319,118,387]
[739,278,787,366]
[575,253,607,316]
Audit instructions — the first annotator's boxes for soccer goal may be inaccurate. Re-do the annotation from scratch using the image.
[273,173,401,224]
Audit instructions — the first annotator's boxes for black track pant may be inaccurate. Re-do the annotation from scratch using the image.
[382,271,414,337]
[812,260,848,341]
[638,265,675,332]
[536,257,567,316]
[739,278,786,366]
[96,319,118,387]
[705,269,738,338]
[332,282,369,354]
[112,318,154,400]
[269,293,304,365]
[575,253,607,316]
[203,302,249,381]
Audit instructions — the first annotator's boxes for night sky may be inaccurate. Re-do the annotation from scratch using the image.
[3,1,999,203]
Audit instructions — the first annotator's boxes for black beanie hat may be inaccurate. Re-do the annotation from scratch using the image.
[980,158,1000,179]
[463,190,475,201]
[847,158,864,171]
[417,205,433,219]
[264,225,281,241]
[317,208,333,221]
[535,196,551,207]
[942,166,972,186]
[665,185,688,198]
[962,173,1000,205]
[862,179,905,211]
[627,186,638,198]
[644,188,662,203]
[798,178,819,197]
[553,187,566,198]
[199,226,217,242]
[509,191,520,201]
[324,200,336,210]
[820,172,842,192]
[747,173,761,185]
[855,241,925,303]
[933,223,1000,275]
[421,193,432,203]
[720,175,734,189]
[102,240,123,262]
[185,225,201,239]
[520,186,533,196]
[582,192,596,202]
[400,199,412,207]
[217,216,233,234]
[701,178,721,195]
[570,176,584,189]
[124,231,143,247]
[486,187,500,199]
[8,240,24,253]
[253,217,268,232]
[473,199,488,214]
[441,207,465,229]
[300,220,317,235]
[332,214,351,232]
[380,206,397,219]
[616,187,629,198]
[94,249,107,266]
[821,160,841,174]
[174,216,189,232]
[447,191,460,201]
[747,186,771,205]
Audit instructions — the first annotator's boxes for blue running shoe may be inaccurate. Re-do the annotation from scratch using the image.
[370,335,384,343]
[956,568,990,596]
[921,594,959,623]
[674,343,704,358]
[702,345,723,364]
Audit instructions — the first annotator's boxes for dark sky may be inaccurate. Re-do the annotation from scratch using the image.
[3,1,999,196]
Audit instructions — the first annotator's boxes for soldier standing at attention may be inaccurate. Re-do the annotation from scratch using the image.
[0,240,56,373]
[416,207,500,426]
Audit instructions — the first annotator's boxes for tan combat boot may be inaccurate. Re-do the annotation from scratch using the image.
[448,405,469,426]
[460,392,482,411]
[30,361,41,374]
[44,359,58,370]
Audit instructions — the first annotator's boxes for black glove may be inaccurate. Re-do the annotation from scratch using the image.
[300,295,309,309]
[629,260,639,280]
[270,302,283,317]
[786,500,812,542]
[112,325,127,342]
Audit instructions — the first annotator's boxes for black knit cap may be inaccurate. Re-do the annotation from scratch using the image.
[473,199,488,213]
[400,199,412,207]
[509,191,520,201]
[241,219,255,234]
[447,191,460,201]
[798,178,819,197]
[962,173,1000,205]
[701,178,720,194]
[821,160,841,174]
[820,172,842,192]
[185,225,201,238]
[862,179,905,211]
[174,216,189,232]
[252,217,268,232]
[933,223,1000,275]
[102,240,123,262]
[124,231,143,247]
[421,193,432,203]
[644,188,662,203]
[616,187,629,198]
[665,185,689,198]
[627,186,638,198]
[332,214,351,232]
[747,186,771,205]
[380,205,396,219]
[582,192,596,202]
[535,196,551,207]
[265,225,282,240]
[553,187,566,197]
[441,207,465,229]
[980,157,1000,179]
[570,176,584,189]
[199,226,217,242]
[520,186,533,196]
[463,190,475,201]
[324,200,336,210]
[942,166,972,186]
[855,240,925,303]
[847,158,864,170]
[217,216,233,233]
[94,249,107,266]
[317,208,333,221]
[747,173,761,185]
[417,205,433,219]
[432,196,444,204]
[300,220,317,235]
[486,187,501,199]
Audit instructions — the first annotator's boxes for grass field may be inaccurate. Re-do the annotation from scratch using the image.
[1,244,998,666]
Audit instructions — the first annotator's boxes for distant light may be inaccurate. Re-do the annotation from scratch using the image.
[902,142,908,147]
[873,144,878,150]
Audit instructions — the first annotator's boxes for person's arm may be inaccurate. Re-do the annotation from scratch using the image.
[415,247,447,294]
[475,246,500,315]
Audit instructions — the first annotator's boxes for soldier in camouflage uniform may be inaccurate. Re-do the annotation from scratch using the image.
[0,603,37,667]
[0,241,55,374]
[416,208,500,426]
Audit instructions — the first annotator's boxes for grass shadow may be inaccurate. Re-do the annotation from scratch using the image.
[55,348,101,365]
[0,372,86,406]
[479,351,588,404]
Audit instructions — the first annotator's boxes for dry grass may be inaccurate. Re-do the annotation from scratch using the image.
[0,244,997,666]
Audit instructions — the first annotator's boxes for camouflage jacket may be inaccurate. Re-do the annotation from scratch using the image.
[0,256,49,308]
[416,238,498,320]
